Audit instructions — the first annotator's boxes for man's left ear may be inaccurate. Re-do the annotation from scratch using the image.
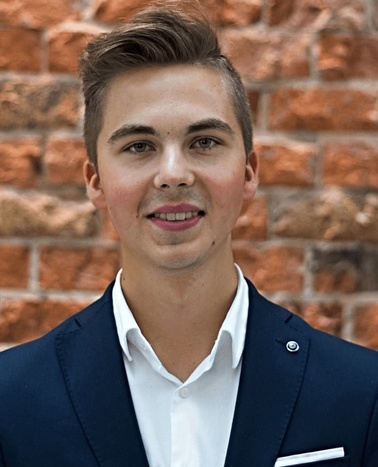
[243,150,258,201]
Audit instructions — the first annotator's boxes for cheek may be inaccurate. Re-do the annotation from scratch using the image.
[208,170,246,213]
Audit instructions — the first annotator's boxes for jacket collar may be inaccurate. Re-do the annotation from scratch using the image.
[56,282,149,467]
[225,280,309,466]
[57,279,309,467]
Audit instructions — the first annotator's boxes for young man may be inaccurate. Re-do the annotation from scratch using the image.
[0,4,377,467]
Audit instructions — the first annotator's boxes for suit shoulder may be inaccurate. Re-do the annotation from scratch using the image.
[0,282,114,375]
[247,279,378,373]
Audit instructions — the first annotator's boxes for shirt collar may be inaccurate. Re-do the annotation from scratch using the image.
[112,264,249,369]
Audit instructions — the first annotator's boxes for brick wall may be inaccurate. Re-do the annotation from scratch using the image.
[0,0,377,350]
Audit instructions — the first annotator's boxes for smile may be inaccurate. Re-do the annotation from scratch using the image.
[151,211,202,221]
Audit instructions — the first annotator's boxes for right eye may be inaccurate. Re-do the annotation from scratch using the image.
[123,142,155,153]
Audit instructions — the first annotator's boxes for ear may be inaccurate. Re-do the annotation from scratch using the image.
[83,161,107,209]
[243,150,258,201]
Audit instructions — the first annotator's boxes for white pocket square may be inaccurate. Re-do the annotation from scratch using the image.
[275,447,345,466]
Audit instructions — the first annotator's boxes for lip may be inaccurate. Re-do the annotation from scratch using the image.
[148,204,204,232]
[150,203,201,215]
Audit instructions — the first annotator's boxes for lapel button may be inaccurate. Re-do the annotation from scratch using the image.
[286,340,299,353]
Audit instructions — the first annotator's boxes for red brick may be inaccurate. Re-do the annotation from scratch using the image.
[353,304,378,350]
[0,245,29,289]
[266,0,365,30]
[93,0,152,23]
[269,87,378,132]
[232,196,268,241]
[0,0,79,28]
[0,28,41,72]
[318,35,378,80]
[0,138,42,188]
[273,190,378,242]
[0,298,91,344]
[322,140,378,188]
[219,30,310,81]
[256,141,316,186]
[39,246,120,291]
[201,0,262,26]
[0,190,98,238]
[0,78,80,130]
[93,0,262,25]
[49,28,99,74]
[300,302,343,336]
[233,244,304,292]
[45,138,87,185]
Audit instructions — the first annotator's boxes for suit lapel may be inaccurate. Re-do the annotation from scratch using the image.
[56,286,149,467]
[225,281,310,467]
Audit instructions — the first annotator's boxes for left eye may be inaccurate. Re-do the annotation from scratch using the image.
[192,138,218,150]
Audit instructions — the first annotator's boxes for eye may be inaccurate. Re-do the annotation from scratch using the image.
[191,137,220,150]
[123,142,154,153]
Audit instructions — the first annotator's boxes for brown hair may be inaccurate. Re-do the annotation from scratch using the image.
[79,3,253,170]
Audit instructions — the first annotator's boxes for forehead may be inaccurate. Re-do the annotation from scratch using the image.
[100,64,240,135]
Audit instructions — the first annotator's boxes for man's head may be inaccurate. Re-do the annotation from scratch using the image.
[79,3,253,171]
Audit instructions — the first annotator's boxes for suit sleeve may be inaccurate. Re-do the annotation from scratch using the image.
[364,389,378,466]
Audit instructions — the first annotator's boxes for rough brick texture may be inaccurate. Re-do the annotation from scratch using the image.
[0,0,377,350]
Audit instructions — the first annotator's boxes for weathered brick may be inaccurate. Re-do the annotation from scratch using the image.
[0,190,98,237]
[233,244,304,292]
[374,0,378,29]
[266,0,365,30]
[269,87,378,131]
[49,27,99,74]
[0,28,41,72]
[0,297,91,344]
[256,141,316,186]
[353,304,378,350]
[274,190,378,242]
[93,0,262,25]
[318,35,378,80]
[0,78,80,130]
[219,30,310,81]
[0,0,80,28]
[311,246,360,293]
[0,245,29,289]
[300,302,343,336]
[39,246,120,291]
[0,138,42,188]
[93,0,152,23]
[322,140,378,188]
[201,0,262,26]
[45,138,87,185]
[232,196,268,241]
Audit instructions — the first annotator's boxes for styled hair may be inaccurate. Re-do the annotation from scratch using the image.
[79,3,253,170]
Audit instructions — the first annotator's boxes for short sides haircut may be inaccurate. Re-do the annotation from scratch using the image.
[79,3,253,170]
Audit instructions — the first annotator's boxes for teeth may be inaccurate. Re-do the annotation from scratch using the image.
[154,211,199,221]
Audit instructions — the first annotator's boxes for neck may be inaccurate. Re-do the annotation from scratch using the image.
[120,253,238,381]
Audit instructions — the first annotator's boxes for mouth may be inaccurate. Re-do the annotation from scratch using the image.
[148,210,204,222]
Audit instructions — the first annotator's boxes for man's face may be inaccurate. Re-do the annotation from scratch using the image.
[85,65,257,272]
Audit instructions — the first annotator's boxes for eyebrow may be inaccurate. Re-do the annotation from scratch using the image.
[107,118,235,145]
[186,118,235,136]
[107,125,156,144]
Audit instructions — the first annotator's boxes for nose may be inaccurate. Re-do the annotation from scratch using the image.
[153,147,195,190]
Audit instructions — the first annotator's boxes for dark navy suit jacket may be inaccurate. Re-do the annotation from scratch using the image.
[0,280,377,466]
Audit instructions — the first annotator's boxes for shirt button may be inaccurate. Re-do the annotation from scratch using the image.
[179,387,190,398]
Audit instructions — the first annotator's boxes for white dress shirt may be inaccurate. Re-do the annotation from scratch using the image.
[112,265,249,467]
